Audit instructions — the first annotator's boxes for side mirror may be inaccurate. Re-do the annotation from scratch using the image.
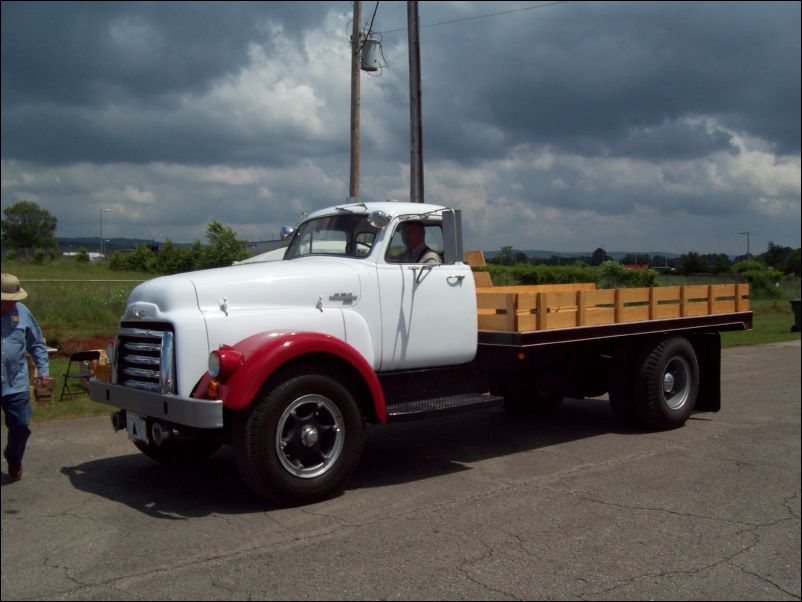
[280,226,294,240]
[368,210,390,229]
[442,209,463,264]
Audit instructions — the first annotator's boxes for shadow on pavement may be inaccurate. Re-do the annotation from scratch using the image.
[59,397,651,518]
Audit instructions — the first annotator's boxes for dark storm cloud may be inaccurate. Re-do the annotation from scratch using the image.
[1,0,339,165]
[418,1,801,160]
[1,1,326,106]
[2,101,346,167]
[2,1,799,167]
[1,1,799,253]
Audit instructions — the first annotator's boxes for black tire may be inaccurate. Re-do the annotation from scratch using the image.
[233,368,365,506]
[134,434,221,465]
[634,337,699,430]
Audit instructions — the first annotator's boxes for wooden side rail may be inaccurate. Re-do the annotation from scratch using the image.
[464,250,487,267]
[477,283,750,332]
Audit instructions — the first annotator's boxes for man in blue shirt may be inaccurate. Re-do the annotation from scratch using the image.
[1,273,52,481]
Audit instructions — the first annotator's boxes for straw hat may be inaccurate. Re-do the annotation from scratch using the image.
[1,273,28,301]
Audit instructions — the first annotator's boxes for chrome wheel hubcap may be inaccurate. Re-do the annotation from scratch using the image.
[276,395,344,479]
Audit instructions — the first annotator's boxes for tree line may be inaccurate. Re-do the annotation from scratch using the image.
[2,200,248,272]
[490,244,801,277]
[3,200,800,278]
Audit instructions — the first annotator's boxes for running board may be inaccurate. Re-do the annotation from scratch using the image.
[386,393,504,422]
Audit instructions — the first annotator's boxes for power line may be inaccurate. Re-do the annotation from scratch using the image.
[377,1,566,35]
[358,1,380,52]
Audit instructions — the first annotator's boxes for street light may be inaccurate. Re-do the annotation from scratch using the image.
[99,209,111,257]
[739,231,750,259]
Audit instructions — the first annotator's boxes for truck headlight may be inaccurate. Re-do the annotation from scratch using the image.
[208,346,243,381]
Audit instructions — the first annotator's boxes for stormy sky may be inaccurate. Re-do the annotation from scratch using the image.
[2,1,800,255]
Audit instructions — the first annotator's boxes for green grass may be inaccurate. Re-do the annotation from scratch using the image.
[29,358,112,424]
[5,257,147,424]
[4,258,149,347]
[721,299,800,348]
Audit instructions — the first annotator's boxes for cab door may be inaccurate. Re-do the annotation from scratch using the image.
[377,221,477,371]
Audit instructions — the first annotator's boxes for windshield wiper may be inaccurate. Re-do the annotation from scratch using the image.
[335,202,367,213]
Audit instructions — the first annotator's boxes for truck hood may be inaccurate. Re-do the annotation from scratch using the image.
[186,256,364,315]
[126,257,365,318]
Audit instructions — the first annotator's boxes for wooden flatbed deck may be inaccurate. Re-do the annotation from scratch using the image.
[476,283,751,333]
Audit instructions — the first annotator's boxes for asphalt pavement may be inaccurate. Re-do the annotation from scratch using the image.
[1,340,800,601]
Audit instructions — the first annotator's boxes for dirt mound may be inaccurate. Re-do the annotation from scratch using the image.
[57,336,113,357]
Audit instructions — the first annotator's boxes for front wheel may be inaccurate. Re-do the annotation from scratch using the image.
[634,337,699,430]
[233,369,365,506]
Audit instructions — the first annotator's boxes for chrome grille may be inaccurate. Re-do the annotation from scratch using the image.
[115,327,175,393]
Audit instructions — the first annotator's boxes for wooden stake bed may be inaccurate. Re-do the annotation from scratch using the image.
[476,283,751,332]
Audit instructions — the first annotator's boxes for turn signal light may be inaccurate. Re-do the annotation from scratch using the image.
[208,346,244,382]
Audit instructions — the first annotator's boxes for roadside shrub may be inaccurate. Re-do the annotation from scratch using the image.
[732,259,766,274]
[740,269,784,299]
[76,247,90,263]
[110,245,156,273]
[154,240,201,274]
[598,260,658,288]
[485,263,593,286]
[731,259,785,299]
[482,262,657,288]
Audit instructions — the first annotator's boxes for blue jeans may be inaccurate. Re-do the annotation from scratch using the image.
[2,391,32,468]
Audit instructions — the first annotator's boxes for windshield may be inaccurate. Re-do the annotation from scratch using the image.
[284,214,379,259]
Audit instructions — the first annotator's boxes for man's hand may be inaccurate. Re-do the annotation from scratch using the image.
[34,376,53,388]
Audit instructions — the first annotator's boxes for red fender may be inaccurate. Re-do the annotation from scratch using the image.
[193,332,387,422]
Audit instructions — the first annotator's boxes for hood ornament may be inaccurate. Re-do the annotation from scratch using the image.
[125,305,147,320]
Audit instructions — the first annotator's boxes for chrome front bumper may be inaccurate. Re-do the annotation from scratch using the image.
[89,380,223,429]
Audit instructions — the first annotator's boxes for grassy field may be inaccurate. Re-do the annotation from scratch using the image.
[29,358,111,424]
[5,258,150,347]
[5,258,799,423]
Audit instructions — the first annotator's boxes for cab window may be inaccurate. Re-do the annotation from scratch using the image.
[285,214,378,259]
[385,221,444,263]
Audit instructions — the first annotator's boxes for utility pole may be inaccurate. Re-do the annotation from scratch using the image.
[349,1,362,201]
[99,208,110,256]
[408,1,423,203]
[739,231,751,258]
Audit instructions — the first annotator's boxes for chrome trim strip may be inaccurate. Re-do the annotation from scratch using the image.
[124,342,162,352]
[160,331,175,394]
[123,354,161,366]
[123,367,160,379]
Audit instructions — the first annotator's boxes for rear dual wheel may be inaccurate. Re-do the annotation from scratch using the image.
[609,336,699,430]
[635,337,699,430]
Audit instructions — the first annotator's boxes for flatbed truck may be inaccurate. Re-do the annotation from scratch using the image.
[90,201,752,505]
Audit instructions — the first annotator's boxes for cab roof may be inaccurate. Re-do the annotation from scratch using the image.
[306,201,448,221]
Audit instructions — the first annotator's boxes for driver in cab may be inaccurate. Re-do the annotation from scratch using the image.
[396,221,441,264]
